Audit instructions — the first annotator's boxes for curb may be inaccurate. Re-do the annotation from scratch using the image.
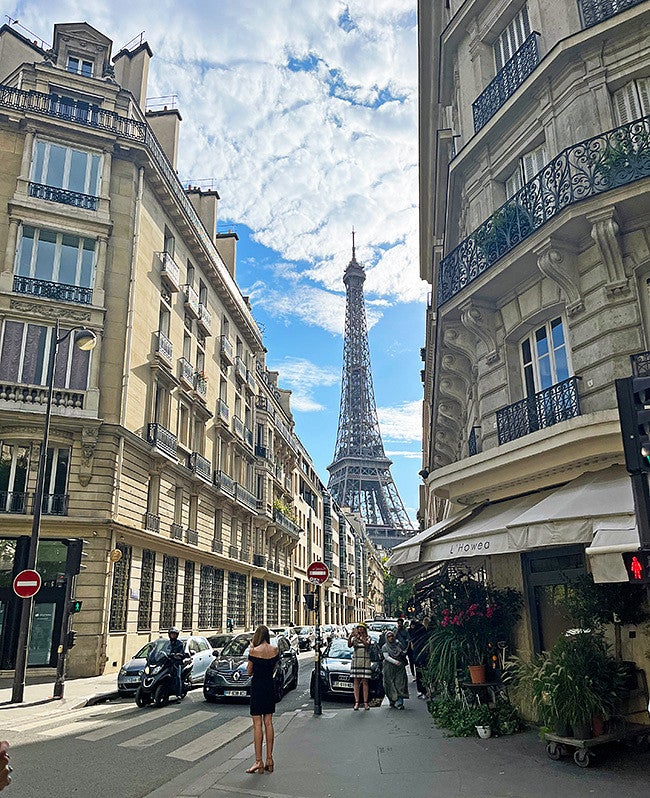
[75,690,122,709]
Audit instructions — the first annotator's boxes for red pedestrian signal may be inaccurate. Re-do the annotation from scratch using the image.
[622,551,650,583]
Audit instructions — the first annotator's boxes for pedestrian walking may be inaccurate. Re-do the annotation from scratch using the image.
[347,622,372,710]
[245,624,279,774]
[396,617,414,677]
[382,630,409,709]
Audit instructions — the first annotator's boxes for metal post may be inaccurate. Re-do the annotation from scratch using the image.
[313,585,321,716]
[53,575,75,699]
[630,472,650,549]
[11,320,59,704]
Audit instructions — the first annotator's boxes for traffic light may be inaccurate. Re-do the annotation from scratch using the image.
[69,600,83,614]
[615,377,650,473]
[622,551,650,583]
[66,630,77,649]
[65,539,88,575]
[304,592,318,611]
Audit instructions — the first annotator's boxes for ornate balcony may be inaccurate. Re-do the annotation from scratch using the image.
[255,443,268,459]
[273,507,301,540]
[579,0,645,29]
[189,451,211,482]
[213,469,235,496]
[13,275,92,305]
[438,115,650,306]
[232,415,244,439]
[178,357,194,389]
[220,335,234,364]
[496,376,582,445]
[235,483,258,512]
[147,422,178,458]
[155,331,173,365]
[244,426,253,448]
[144,512,160,532]
[183,285,200,319]
[159,251,181,292]
[0,491,27,513]
[228,544,239,559]
[194,372,208,399]
[170,522,183,540]
[211,538,223,554]
[42,494,69,515]
[0,382,84,410]
[185,528,198,546]
[217,398,229,422]
[246,369,257,393]
[197,303,212,336]
[472,33,540,133]
[253,553,267,569]
[28,181,99,211]
[234,356,247,382]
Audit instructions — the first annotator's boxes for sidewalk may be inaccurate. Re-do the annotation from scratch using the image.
[145,692,650,798]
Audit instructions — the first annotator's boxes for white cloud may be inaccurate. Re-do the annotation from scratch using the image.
[377,399,422,443]
[269,356,340,413]
[385,450,421,459]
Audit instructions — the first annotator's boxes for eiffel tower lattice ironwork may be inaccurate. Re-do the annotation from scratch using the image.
[327,235,414,549]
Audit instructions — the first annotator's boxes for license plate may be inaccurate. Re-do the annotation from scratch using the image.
[333,681,351,689]
[224,690,248,697]
[125,677,140,683]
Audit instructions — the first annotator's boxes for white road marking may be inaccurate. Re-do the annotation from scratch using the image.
[168,716,250,761]
[5,702,135,733]
[119,710,214,749]
[79,705,182,740]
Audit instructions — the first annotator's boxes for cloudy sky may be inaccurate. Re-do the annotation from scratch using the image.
[12,0,425,519]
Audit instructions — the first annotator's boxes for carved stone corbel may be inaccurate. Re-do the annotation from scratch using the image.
[535,240,584,315]
[79,427,99,487]
[459,300,499,364]
[587,207,629,296]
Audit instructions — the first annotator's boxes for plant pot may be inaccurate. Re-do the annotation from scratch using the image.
[476,725,492,739]
[468,665,487,684]
[572,722,592,740]
[553,719,572,737]
[592,716,605,737]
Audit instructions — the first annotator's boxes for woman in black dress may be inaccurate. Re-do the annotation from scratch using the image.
[245,624,279,774]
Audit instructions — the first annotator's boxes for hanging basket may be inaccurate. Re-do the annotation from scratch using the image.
[468,664,487,684]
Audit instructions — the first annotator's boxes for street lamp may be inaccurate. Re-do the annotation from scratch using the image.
[11,321,97,703]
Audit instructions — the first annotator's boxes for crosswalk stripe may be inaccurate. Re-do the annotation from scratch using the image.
[79,705,182,741]
[4,703,135,733]
[119,710,214,749]
[167,716,250,762]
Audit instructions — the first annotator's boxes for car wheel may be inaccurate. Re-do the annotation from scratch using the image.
[203,689,217,703]
[134,687,150,707]
[154,684,169,708]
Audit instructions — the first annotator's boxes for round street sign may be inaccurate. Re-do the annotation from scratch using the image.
[13,569,42,599]
[307,561,330,585]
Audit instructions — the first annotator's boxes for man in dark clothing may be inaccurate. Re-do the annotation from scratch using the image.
[409,619,431,698]
[396,618,413,676]
[167,627,185,698]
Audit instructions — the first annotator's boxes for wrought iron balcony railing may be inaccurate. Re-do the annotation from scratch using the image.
[217,398,229,422]
[438,115,650,306]
[0,381,84,409]
[232,415,244,439]
[185,528,198,546]
[13,274,92,305]
[631,350,650,377]
[197,303,212,335]
[253,553,267,568]
[472,32,540,133]
[234,356,247,381]
[147,422,178,458]
[194,372,208,399]
[189,451,211,482]
[235,483,258,512]
[211,538,223,554]
[183,285,200,318]
[178,357,194,388]
[159,251,181,291]
[496,376,582,445]
[273,507,301,540]
[144,512,160,532]
[155,331,173,364]
[0,491,27,513]
[42,494,69,515]
[220,335,234,363]
[170,522,183,540]
[255,443,268,459]
[579,0,645,29]
[28,181,99,210]
[213,469,235,496]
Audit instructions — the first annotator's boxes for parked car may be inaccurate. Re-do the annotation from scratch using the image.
[206,633,234,658]
[117,635,214,695]
[203,632,299,702]
[309,636,385,702]
[269,626,300,653]
[295,625,315,651]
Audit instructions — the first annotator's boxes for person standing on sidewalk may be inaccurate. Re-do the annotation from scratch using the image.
[410,618,432,698]
[245,625,279,774]
[382,630,409,709]
[396,618,414,678]
[348,622,372,710]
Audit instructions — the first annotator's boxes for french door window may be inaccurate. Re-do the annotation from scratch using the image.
[43,448,70,514]
[505,144,547,199]
[521,317,571,396]
[31,140,101,198]
[613,78,650,125]
[494,5,531,72]
[0,443,30,513]
[67,56,93,77]
[16,226,96,288]
[0,320,91,390]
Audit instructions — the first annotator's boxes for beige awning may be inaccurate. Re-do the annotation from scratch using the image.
[586,521,640,583]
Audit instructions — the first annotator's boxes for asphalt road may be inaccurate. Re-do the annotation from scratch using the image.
[2,652,319,798]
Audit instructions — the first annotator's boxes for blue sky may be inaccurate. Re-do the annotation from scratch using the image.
[12,0,424,519]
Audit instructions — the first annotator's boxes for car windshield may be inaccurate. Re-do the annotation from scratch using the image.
[209,635,230,647]
[221,636,252,658]
[327,638,353,660]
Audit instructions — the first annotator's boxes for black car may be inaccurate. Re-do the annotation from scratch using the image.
[203,632,298,702]
[206,633,234,658]
[309,636,385,702]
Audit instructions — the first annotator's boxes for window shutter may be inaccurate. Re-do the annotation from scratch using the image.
[613,82,640,125]
[21,324,48,385]
[0,321,24,381]
[522,145,547,182]
[505,169,523,199]
[637,77,650,117]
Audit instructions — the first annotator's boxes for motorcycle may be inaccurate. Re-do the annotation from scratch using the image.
[134,639,192,708]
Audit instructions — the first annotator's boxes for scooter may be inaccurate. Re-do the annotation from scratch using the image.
[135,641,192,708]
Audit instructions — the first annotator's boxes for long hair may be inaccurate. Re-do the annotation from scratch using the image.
[252,624,270,647]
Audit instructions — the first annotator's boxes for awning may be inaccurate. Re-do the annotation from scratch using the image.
[586,521,640,583]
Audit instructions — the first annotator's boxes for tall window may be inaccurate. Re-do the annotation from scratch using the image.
[198,565,224,629]
[31,140,101,197]
[280,584,291,624]
[164,227,175,257]
[67,55,93,77]
[520,317,571,397]
[137,549,156,630]
[178,402,191,447]
[109,543,132,632]
[16,226,95,288]
[43,447,70,514]
[613,78,650,125]
[159,555,178,629]
[494,5,531,71]
[505,144,547,199]
[0,443,30,513]
[266,581,279,626]
[182,560,195,630]
[227,571,247,627]
[0,321,90,389]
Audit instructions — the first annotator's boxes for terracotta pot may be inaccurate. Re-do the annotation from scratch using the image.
[468,664,487,684]
[592,716,605,737]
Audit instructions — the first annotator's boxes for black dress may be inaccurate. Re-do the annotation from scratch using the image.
[248,653,279,716]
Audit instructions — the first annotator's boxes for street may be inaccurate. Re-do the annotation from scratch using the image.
[0,653,316,798]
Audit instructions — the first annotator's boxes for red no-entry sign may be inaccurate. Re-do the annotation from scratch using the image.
[307,561,330,585]
[13,569,42,599]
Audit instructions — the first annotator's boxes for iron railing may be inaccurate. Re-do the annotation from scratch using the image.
[579,0,645,28]
[178,357,194,387]
[438,114,650,306]
[197,303,212,335]
[253,554,267,568]
[28,181,99,210]
[220,335,234,362]
[185,528,198,546]
[214,469,235,496]
[194,372,208,399]
[472,32,540,133]
[211,539,223,554]
[183,284,200,318]
[170,522,183,540]
[468,426,481,456]
[0,491,27,513]
[217,398,229,422]
[228,544,239,559]
[234,356,247,381]
[235,483,258,512]
[156,331,173,364]
[496,376,582,444]
[147,422,178,457]
[244,426,253,448]
[159,251,181,291]
[42,494,69,515]
[273,507,301,539]
[144,512,160,532]
[232,415,244,439]
[189,451,211,482]
[255,444,268,459]
[631,350,650,377]
[13,274,92,305]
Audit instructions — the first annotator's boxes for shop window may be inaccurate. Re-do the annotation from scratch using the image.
[31,139,101,197]
[15,226,95,288]
[520,316,571,396]
[227,571,247,627]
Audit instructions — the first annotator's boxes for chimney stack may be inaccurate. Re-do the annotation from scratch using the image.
[113,41,152,108]
[146,108,182,171]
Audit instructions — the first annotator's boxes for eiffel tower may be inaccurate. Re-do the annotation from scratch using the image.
[327,234,414,550]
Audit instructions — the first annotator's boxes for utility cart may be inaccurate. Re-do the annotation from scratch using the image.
[544,722,650,767]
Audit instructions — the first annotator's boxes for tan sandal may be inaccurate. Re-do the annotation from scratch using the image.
[245,762,264,774]
[265,758,274,773]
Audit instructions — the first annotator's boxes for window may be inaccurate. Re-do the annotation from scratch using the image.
[159,555,178,629]
[164,227,175,257]
[505,144,547,199]
[16,226,95,288]
[137,549,156,630]
[198,565,224,629]
[198,280,207,304]
[183,332,192,360]
[280,584,291,624]
[187,262,195,287]
[0,443,30,513]
[31,140,101,198]
[67,55,93,77]
[49,93,99,124]
[153,382,170,426]
[109,543,132,632]
[227,571,247,627]
[43,447,70,514]
[158,304,170,337]
[0,321,90,389]
[182,561,195,630]
[494,5,531,71]
[178,403,191,447]
[613,78,650,125]
[266,581,279,626]
[520,317,571,396]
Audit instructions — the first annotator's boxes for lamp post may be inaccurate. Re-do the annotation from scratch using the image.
[11,321,97,704]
